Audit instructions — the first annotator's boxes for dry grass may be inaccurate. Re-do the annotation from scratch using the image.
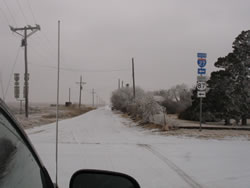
[141,123,162,130]
[42,106,95,119]
[15,104,95,129]
[118,111,250,140]
[163,129,250,140]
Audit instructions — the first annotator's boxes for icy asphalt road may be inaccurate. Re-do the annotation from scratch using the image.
[27,106,250,188]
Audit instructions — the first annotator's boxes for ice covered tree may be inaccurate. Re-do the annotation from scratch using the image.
[180,30,250,125]
[155,84,192,114]
[135,94,162,123]
[111,87,163,124]
[212,31,250,124]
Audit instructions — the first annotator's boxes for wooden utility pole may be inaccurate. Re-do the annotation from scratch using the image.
[92,89,96,107]
[69,88,71,102]
[96,95,98,107]
[76,75,86,108]
[132,58,136,99]
[10,25,40,118]
[122,81,124,88]
[118,79,120,89]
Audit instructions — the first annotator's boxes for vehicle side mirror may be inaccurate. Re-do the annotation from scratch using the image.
[69,169,140,188]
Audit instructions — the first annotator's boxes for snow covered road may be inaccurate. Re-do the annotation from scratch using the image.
[27,106,250,188]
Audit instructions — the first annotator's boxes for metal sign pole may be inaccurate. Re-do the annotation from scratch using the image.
[197,52,207,131]
[200,97,202,131]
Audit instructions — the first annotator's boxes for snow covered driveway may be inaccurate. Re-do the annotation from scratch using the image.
[27,107,250,188]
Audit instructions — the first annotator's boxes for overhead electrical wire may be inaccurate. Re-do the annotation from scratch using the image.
[0,6,11,25]
[16,0,29,25]
[2,0,18,26]
[29,63,130,73]
[25,0,37,24]
[20,0,57,58]
[34,34,57,59]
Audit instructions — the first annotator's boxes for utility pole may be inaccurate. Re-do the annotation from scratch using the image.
[10,25,40,118]
[96,95,98,107]
[92,89,96,107]
[118,79,120,89]
[69,88,71,102]
[76,75,86,108]
[132,58,136,99]
[122,81,124,88]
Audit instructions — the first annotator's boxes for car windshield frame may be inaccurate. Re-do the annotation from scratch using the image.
[0,99,54,187]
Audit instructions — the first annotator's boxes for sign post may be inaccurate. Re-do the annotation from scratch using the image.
[197,53,207,131]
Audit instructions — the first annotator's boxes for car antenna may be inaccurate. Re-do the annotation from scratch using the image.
[55,20,61,188]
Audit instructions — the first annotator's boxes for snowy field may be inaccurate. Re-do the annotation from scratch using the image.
[26,106,250,188]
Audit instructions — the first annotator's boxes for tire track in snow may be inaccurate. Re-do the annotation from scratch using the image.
[138,144,203,188]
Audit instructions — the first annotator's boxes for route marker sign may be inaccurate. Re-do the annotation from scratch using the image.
[197,75,207,82]
[197,82,206,90]
[198,68,206,75]
[197,53,207,58]
[197,58,207,67]
[196,52,207,131]
[197,91,206,98]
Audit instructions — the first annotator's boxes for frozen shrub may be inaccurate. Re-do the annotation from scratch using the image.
[136,94,162,123]
[111,87,163,124]
[111,87,134,112]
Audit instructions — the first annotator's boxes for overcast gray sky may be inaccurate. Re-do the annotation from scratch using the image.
[0,0,250,104]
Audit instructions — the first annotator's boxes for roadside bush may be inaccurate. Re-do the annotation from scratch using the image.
[111,87,162,124]
[155,84,192,114]
[111,87,134,112]
[178,106,218,122]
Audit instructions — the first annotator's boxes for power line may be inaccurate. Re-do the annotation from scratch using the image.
[30,42,55,63]
[21,0,57,59]
[0,6,11,25]
[16,0,29,24]
[28,63,130,73]
[33,34,57,59]
[25,0,37,24]
[2,0,17,26]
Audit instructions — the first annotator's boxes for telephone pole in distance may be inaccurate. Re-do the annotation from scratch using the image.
[92,88,96,107]
[132,58,136,99]
[76,75,86,107]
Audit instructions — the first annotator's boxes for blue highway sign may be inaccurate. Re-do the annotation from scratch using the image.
[197,53,207,58]
[197,58,207,68]
[198,68,206,75]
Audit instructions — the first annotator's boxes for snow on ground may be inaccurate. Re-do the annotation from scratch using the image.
[26,106,250,188]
